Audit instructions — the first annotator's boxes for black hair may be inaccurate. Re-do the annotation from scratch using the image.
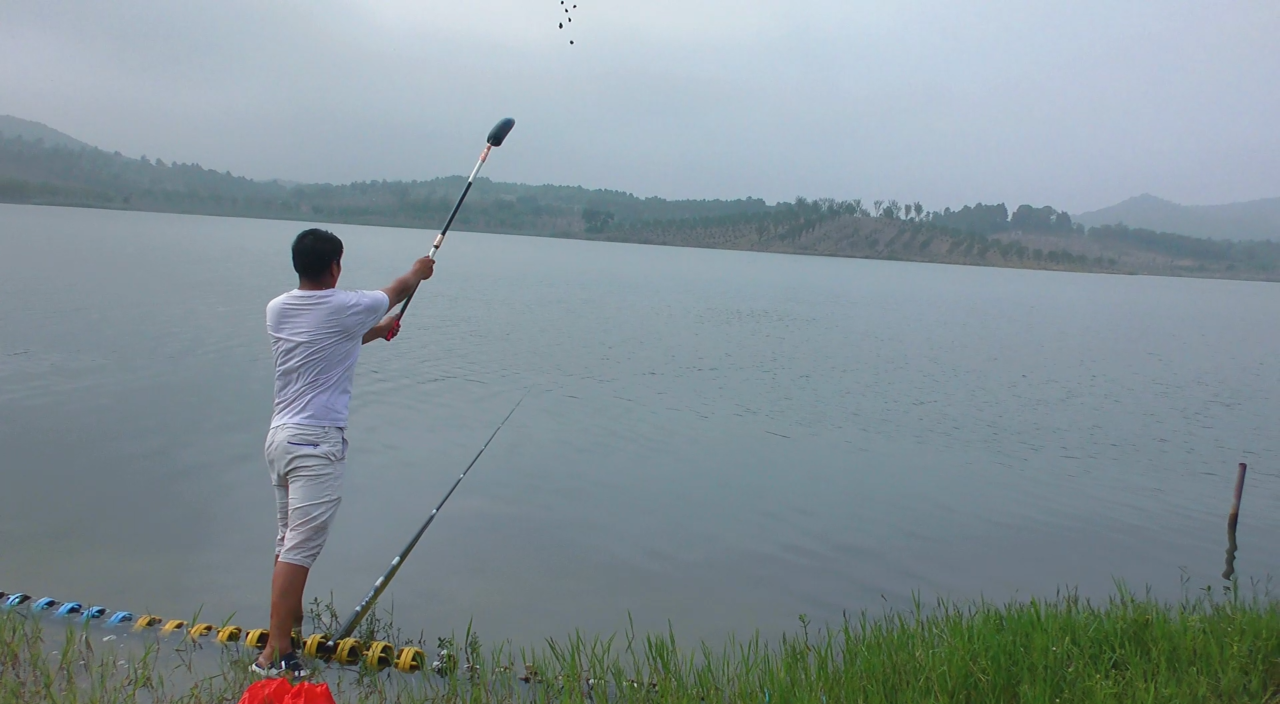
[291,228,343,281]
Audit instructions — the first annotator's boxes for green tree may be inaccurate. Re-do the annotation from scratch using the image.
[934,203,1009,235]
[582,208,615,234]
[1011,204,1055,232]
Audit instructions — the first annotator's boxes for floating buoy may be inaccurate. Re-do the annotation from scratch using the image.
[54,602,83,617]
[365,641,395,670]
[189,623,216,639]
[160,620,188,637]
[83,606,108,620]
[245,629,270,649]
[107,611,134,626]
[332,638,363,665]
[395,647,425,673]
[32,598,59,611]
[134,615,163,630]
[303,634,332,660]
[216,625,243,644]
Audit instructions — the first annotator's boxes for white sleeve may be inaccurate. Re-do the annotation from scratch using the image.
[344,290,390,334]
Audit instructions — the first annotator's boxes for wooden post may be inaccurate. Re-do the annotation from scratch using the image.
[1223,463,1247,580]
[1228,462,1247,532]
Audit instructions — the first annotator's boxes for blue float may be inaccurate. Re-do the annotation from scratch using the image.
[107,611,135,626]
[54,602,84,617]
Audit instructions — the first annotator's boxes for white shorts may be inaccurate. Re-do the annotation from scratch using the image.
[265,424,347,569]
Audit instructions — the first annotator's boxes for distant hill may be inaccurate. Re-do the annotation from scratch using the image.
[0,115,92,151]
[2,114,1278,282]
[0,116,778,234]
[1076,194,1280,242]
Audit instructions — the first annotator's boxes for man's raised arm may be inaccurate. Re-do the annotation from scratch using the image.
[363,256,435,344]
[381,256,435,310]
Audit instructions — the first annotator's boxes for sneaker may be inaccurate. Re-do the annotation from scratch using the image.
[251,650,311,679]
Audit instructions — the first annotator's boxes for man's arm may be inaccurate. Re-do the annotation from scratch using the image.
[362,314,400,344]
[364,255,434,344]
[380,256,435,310]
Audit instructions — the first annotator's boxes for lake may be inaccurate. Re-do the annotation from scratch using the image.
[1,203,1276,648]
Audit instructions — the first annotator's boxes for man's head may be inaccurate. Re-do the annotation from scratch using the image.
[292,228,343,288]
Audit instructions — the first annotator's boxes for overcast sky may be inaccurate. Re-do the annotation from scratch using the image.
[3,0,1276,213]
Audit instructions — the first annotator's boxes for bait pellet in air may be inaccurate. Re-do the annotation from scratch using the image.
[556,0,577,45]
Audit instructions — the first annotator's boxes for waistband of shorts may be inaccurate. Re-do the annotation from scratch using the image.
[269,421,347,432]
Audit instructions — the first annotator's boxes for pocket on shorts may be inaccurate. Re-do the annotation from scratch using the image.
[269,425,344,463]
[316,428,346,462]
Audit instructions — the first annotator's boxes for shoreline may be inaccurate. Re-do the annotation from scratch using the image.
[6,200,1278,285]
[3,583,1278,703]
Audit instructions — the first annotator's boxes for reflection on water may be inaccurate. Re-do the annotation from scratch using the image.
[1223,525,1239,581]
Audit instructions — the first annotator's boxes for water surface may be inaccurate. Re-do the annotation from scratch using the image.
[1,204,1276,647]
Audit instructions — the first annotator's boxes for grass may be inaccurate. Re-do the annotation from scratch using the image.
[2,581,1279,703]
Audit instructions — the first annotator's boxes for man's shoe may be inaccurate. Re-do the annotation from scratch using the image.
[250,650,311,679]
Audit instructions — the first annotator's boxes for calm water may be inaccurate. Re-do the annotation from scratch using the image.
[1,204,1277,647]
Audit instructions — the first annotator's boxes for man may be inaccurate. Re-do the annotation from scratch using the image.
[252,227,434,678]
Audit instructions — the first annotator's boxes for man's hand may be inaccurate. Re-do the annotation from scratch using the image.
[363,313,402,344]
[411,256,434,282]
[381,256,435,310]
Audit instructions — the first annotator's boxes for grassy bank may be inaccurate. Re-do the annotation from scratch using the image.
[3,585,1279,703]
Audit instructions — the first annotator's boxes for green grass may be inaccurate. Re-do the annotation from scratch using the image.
[3,583,1279,703]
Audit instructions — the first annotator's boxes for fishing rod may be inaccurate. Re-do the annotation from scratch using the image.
[328,118,519,644]
[328,387,532,643]
[386,117,517,339]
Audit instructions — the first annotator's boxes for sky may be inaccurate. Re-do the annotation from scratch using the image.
[2,0,1277,213]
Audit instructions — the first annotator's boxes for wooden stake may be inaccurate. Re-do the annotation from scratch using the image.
[1227,462,1247,532]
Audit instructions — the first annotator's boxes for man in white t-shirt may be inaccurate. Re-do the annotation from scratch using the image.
[253,227,434,678]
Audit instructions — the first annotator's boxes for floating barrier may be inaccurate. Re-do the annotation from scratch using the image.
[0,588,433,675]
[2,588,663,699]
[107,611,134,626]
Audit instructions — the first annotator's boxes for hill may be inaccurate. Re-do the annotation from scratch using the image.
[1076,194,1280,242]
[0,115,92,151]
[1,116,1278,283]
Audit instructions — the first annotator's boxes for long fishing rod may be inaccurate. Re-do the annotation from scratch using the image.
[386,117,517,339]
[329,387,532,643]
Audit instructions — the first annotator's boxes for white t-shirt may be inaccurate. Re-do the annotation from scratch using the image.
[265,288,390,429]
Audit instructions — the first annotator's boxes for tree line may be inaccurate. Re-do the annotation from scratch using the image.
[1,133,1275,278]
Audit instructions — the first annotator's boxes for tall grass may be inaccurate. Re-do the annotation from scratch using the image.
[2,582,1278,703]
